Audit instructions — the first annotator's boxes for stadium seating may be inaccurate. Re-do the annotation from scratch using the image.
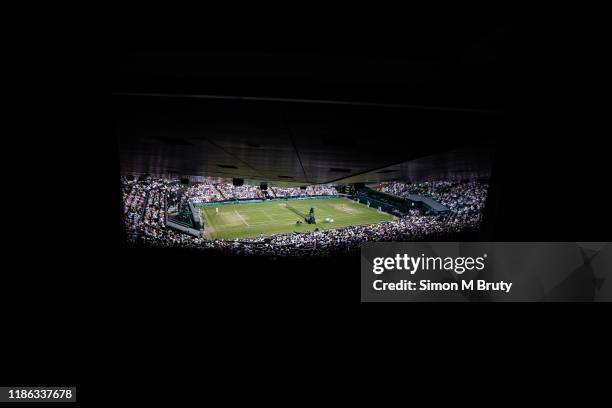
[122,176,489,257]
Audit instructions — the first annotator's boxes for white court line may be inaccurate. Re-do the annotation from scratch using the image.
[234,210,250,226]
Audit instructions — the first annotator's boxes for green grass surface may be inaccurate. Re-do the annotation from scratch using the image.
[197,197,395,240]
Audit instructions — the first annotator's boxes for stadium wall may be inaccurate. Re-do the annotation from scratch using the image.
[165,218,202,237]
[187,202,202,229]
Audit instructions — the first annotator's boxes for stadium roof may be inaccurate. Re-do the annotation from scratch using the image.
[113,22,510,186]
[115,95,497,186]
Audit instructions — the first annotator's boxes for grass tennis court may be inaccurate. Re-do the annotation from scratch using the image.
[197,197,395,240]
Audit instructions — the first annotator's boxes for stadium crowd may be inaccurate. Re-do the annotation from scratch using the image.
[181,182,338,202]
[122,177,488,257]
[379,180,488,218]
[123,178,180,241]
[271,186,303,197]
[306,185,338,196]
[271,185,338,198]
[184,183,224,203]
[215,183,262,200]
